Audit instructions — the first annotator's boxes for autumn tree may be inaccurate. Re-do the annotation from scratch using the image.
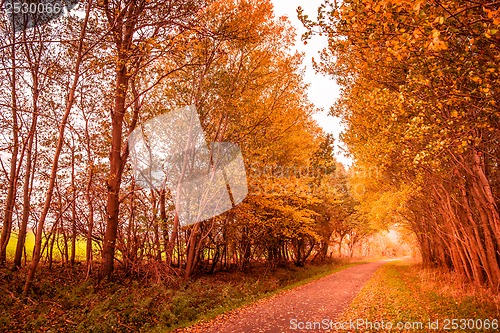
[0,0,352,290]
[304,0,500,287]
[96,0,210,279]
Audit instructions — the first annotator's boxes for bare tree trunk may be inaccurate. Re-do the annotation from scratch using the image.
[159,189,169,260]
[15,23,43,270]
[13,142,34,270]
[22,3,91,297]
[0,28,19,265]
[150,190,162,261]
[13,54,39,269]
[48,231,55,269]
[84,113,95,278]
[101,5,141,277]
[70,143,77,266]
[184,224,199,279]
[101,65,130,278]
[166,213,179,266]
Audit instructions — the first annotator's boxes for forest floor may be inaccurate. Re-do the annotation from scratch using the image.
[0,258,358,332]
[177,261,384,332]
[178,260,500,333]
[338,260,500,332]
[2,259,499,332]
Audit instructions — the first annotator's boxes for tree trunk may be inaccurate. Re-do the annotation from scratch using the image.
[184,224,199,279]
[13,85,38,270]
[22,3,90,297]
[166,213,179,266]
[84,113,94,278]
[101,65,129,278]
[159,189,169,260]
[100,3,143,278]
[0,28,19,266]
[70,145,77,266]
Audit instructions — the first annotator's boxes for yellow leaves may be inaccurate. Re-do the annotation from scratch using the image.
[471,76,482,83]
[428,29,448,51]
[413,28,423,40]
[432,29,440,40]
[312,0,500,182]
[485,29,498,38]
[412,0,424,12]
[413,151,427,165]
[434,16,445,25]
[456,138,471,154]
[411,116,423,124]
[484,7,500,26]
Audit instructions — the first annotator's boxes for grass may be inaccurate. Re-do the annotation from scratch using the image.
[339,260,500,332]
[0,259,358,333]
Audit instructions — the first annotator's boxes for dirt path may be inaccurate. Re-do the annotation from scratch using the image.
[177,261,385,332]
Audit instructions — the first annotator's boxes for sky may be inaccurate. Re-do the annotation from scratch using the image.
[270,0,352,167]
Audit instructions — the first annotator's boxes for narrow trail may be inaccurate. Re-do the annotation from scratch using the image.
[178,261,385,332]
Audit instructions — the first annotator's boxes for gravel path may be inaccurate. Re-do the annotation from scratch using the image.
[177,261,385,332]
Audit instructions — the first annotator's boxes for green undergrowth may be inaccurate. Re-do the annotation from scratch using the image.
[340,260,500,332]
[0,259,358,333]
